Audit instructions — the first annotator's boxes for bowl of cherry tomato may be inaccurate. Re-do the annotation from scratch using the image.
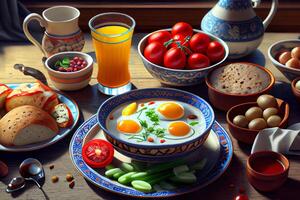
[138,22,229,86]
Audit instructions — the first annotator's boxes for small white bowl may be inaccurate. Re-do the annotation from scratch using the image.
[45,51,93,91]
[268,39,300,81]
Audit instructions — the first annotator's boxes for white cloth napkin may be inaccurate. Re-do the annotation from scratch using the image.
[251,123,300,155]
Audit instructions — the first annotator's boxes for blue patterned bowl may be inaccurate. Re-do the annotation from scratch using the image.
[137,29,229,86]
[97,88,215,161]
[268,39,300,81]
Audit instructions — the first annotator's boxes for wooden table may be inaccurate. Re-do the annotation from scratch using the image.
[1,33,300,200]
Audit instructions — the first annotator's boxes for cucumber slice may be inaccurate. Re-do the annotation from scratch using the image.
[170,172,197,184]
[159,180,177,190]
[131,172,148,180]
[113,171,126,179]
[118,172,136,185]
[105,164,115,170]
[190,158,207,171]
[131,180,152,192]
[120,163,134,172]
[173,165,189,176]
[105,168,122,178]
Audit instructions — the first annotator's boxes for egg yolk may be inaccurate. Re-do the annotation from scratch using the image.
[157,102,184,120]
[168,121,190,136]
[117,120,141,134]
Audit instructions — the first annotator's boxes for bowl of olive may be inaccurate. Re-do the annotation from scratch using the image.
[226,94,289,144]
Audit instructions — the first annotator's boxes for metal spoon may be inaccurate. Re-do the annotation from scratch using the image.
[19,158,45,188]
[6,177,26,193]
[19,158,49,200]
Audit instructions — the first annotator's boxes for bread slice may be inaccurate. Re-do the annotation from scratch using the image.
[0,105,59,146]
[0,84,12,109]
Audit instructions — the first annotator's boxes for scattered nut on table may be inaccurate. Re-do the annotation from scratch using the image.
[66,174,74,182]
[69,181,75,189]
[51,176,59,183]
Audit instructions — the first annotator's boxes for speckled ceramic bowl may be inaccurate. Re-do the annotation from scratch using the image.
[137,29,229,86]
[97,88,215,162]
[268,39,300,81]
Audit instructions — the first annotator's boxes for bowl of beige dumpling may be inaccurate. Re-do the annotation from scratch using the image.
[268,39,300,81]
[226,94,290,144]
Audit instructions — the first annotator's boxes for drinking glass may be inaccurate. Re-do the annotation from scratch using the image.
[89,12,135,95]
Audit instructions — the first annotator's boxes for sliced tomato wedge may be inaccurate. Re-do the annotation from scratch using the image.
[82,139,114,168]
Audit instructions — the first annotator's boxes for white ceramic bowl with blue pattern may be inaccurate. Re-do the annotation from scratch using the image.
[97,88,215,162]
[138,29,229,86]
[268,39,300,81]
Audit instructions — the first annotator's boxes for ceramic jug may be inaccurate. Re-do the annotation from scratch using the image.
[23,6,85,57]
[201,0,278,59]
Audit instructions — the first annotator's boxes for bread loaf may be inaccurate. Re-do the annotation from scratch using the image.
[0,105,59,146]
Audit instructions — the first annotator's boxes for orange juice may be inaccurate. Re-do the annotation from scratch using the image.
[91,25,133,88]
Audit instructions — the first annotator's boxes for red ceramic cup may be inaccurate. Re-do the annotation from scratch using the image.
[246,151,289,192]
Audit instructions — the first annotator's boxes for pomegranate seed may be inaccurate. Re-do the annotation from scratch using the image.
[77,61,82,65]
[67,68,72,72]
[82,61,87,66]
[73,56,79,61]
[58,67,64,71]
[109,115,114,120]
[74,68,78,71]
[70,60,75,65]
[70,64,74,68]
[147,137,154,142]
[160,139,166,143]
[78,57,83,61]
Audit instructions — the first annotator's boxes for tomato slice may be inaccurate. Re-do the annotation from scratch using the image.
[82,139,114,168]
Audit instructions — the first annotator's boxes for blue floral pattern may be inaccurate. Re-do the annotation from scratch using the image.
[69,115,233,198]
[218,0,252,10]
[201,12,264,42]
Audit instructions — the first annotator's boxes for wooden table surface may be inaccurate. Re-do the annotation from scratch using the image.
[1,33,300,200]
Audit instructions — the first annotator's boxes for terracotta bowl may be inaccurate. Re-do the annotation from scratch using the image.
[291,77,300,103]
[247,151,289,192]
[226,98,289,144]
[205,62,275,111]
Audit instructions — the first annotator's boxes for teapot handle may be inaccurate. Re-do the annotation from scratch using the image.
[252,0,278,30]
[23,13,48,56]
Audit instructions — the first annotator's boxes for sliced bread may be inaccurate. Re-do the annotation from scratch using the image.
[0,105,59,146]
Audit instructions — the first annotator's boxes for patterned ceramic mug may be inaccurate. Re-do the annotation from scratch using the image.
[23,6,85,57]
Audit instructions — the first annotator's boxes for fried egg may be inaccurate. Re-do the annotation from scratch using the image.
[168,121,191,136]
[157,102,184,120]
[117,119,141,134]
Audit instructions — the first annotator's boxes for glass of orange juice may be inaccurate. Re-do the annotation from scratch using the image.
[89,13,135,95]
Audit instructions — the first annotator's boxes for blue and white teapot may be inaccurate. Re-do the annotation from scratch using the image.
[201,0,278,59]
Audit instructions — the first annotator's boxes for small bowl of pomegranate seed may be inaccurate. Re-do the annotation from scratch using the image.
[45,51,93,91]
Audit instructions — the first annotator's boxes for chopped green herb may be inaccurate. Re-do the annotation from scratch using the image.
[189,121,199,126]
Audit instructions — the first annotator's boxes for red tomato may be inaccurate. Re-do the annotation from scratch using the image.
[144,42,167,65]
[170,34,190,49]
[187,53,210,69]
[234,194,249,200]
[82,139,114,168]
[171,22,193,37]
[189,33,210,53]
[148,31,172,45]
[163,47,186,69]
[206,41,225,63]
